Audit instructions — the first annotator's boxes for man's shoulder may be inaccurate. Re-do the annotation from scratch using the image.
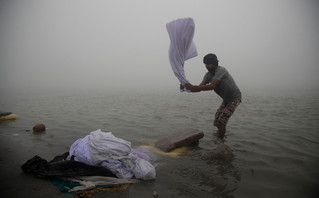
[216,66,227,72]
[215,66,228,78]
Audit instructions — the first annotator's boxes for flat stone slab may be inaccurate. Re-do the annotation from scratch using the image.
[155,129,204,152]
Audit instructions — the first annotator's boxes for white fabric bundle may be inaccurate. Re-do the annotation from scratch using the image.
[89,129,132,164]
[68,129,156,180]
[68,135,94,165]
[166,17,198,92]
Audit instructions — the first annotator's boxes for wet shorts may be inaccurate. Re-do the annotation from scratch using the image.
[214,99,241,127]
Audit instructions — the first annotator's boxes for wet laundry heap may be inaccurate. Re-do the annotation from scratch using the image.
[22,129,156,181]
[67,129,156,180]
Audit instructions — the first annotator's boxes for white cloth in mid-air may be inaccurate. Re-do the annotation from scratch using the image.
[166,18,198,92]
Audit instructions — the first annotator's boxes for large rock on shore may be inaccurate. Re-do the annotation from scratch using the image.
[155,129,204,152]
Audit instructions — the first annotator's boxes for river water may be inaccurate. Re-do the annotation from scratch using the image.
[0,89,318,198]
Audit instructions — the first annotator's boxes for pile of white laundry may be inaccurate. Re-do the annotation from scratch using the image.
[67,129,156,180]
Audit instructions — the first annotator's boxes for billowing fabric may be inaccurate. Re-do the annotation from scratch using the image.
[166,17,198,91]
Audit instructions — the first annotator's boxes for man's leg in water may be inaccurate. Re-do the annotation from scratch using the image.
[217,124,226,139]
[213,121,226,138]
[214,99,241,138]
[214,103,226,138]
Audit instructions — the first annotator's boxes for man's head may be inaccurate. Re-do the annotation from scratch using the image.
[203,53,218,72]
[203,53,218,66]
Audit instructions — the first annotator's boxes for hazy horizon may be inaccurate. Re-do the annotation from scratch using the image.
[1,0,318,94]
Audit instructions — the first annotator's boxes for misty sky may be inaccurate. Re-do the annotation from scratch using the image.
[0,0,318,93]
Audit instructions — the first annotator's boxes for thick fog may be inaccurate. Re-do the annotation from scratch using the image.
[0,0,318,94]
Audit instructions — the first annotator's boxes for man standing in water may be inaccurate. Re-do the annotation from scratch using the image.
[185,53,241,139]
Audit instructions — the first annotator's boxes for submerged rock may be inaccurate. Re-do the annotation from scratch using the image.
[33,124,46,132]
[155,129,204,152]
[200,144,233,160]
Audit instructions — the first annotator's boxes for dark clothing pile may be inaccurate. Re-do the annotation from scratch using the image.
[21,152,116,178]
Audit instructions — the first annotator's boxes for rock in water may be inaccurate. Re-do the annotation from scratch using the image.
[200,144,233,160]
[33,124,46,132]
[155,129,204,152]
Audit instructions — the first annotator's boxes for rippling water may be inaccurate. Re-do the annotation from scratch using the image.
[1,90,318,197]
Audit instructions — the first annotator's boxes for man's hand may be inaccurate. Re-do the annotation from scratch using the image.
[185,83,200,92]
[184,80,216,93]
[180,84,185,90]
[185,83,192,90]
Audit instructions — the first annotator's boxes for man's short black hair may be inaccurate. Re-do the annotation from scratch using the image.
[203,53,219,66]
